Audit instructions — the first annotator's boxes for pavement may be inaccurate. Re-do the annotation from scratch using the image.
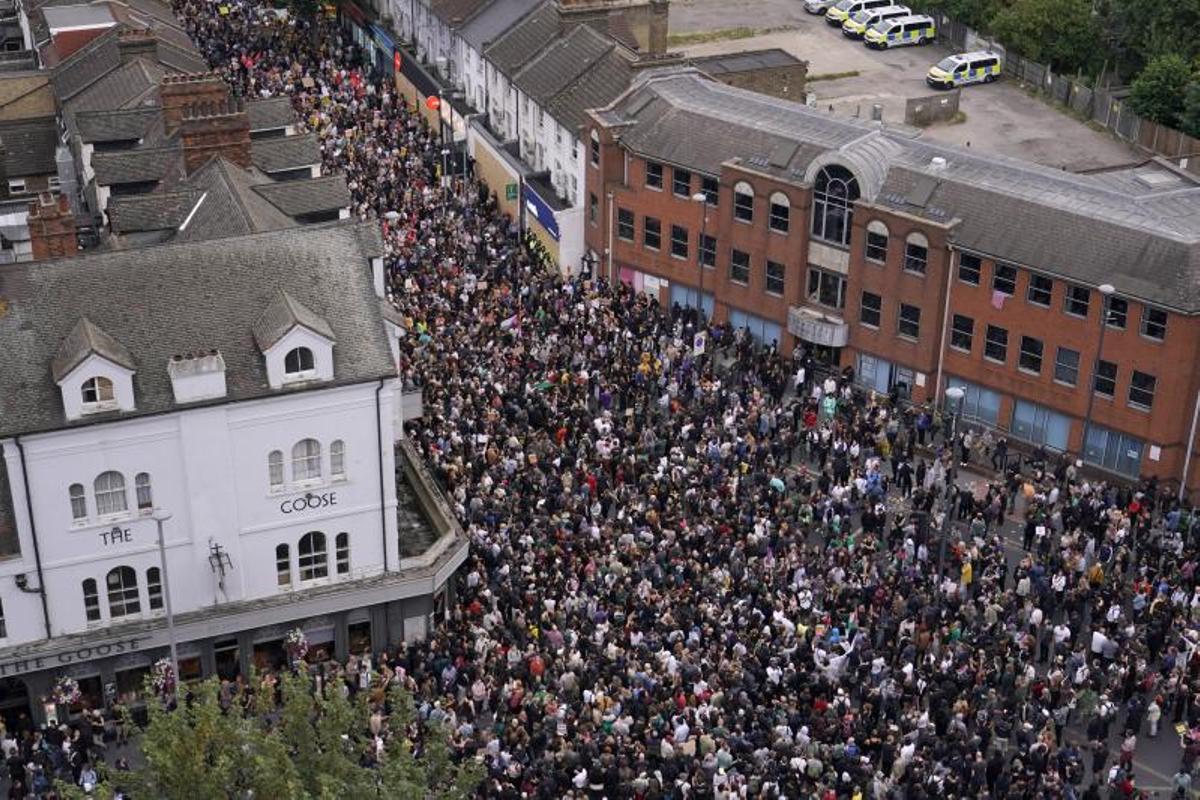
[668,0,1140,170]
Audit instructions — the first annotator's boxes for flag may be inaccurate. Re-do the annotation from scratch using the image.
[693,331,706,356]
[991,290,1007,310]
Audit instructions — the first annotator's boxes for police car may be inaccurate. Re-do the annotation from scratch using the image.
[842,4,909,38]
[926,51,1003,88]
[862,13,935,48]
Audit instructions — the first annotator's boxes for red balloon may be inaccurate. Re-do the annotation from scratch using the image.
[425,95,441,111]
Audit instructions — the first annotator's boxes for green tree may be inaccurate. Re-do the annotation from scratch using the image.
[1180,78,1200,137]
[1129,53,1194,126]
[1112,0,1200,68]
[907,0,1002,31]
[990,0,1103,73]
[57,673,483,800]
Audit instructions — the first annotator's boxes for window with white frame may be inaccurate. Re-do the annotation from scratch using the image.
[768,192,789,233]
[83,578,100,621]
[903,232,928,274]
[336,532,350,575]
[147,567,163,610]
[268,450,284,489]
[276,543,291,587]
[69,483,87,520]
[81,376,115,407]
[330,440,346,478]
[733,182,754,223]
[135,472,152,510]
[298,531,328,581]
[291,439,322,482]
[106,566,140,618]
[811,164,859,246]
[865,220,888,263]
[94,471,127,516]
[284,346,315,377]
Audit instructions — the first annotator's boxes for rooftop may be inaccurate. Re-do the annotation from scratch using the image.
[250,132,321,173]
[689,48,804,76]
[0,116,59,177]
[0,221,395,437]
[601,69,1200,311]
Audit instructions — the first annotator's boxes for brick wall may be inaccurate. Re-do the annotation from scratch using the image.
[711,64,808,104]
[179,99,252,174]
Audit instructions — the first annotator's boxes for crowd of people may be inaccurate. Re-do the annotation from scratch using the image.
[6,1,1200,797]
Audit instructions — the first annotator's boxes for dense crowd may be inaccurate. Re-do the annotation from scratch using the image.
[7,2,1200,797]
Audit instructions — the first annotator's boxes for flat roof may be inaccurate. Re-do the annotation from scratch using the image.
[689,48,803,75]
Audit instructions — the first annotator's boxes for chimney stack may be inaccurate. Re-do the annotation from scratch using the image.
[28,193,77,261]
[647,0,668,56]
[115,27,157,64]
[160,72,229,137]
[179,97,252,174]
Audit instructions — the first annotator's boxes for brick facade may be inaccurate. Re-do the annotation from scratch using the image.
[179,99,252,175]
[27,193,76,261]
[160,73,230,137]
[585,119,1200,495]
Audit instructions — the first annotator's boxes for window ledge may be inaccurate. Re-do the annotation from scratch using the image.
[1018,368,1041,377]
[1064,311,1088,319]
[645,185,663,192]
[897,334,919,343]
[670,253,688,261]
[865,258,886,266]
[765,290,784,298]
[983,356,1006,365]
[1128,403,1152,414]
[769,226,789,236]
[1052,379,1078,389]
[860,322,879,330]
[1028,301,1051,309]
[1140,334,1165,344]
[730,279,750,287]
[949,345,971,354]
[733,217,753,225]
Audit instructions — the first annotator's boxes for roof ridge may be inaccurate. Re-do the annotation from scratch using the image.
[546,42,617,107]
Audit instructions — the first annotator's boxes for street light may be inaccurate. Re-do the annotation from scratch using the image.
[151,508,179,687]
[945,385,965,449]
[691,191,708,320]
[440,148,451,190]
[1081,283,1116,467]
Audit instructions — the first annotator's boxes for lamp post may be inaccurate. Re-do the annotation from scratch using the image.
[1081,283,1116,466]
[691,191,709,320]
[151,508,179,684]
[440,147,451,190]
[945,385,965,449]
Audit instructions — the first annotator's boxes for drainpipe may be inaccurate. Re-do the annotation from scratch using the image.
[375,379,390,572]
[606,191,614,284]
[1181,389,1200,502]
[933,245,956,403]
[14,437,52,639]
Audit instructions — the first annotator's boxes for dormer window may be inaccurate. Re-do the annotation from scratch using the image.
[81,376,115,407]
[284,346,315,378]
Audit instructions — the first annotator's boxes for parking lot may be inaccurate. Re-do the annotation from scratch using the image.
[669,0,1138,170]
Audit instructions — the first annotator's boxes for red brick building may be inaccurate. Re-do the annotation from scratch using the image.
[584,68,1200,495]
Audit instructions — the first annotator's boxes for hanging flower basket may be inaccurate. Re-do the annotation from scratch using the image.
[151,658,176,699]
[284,628,309,663]
[52,676,81,707]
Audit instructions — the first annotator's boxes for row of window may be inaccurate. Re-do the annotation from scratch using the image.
[276,531,349,586]
[69,471,152,521]
[864,222,929,274]
[82,566,162,622]
[268,438,345,490]
[957,253,1168,341]
[858,291,922,341]
[945,312,1158,410]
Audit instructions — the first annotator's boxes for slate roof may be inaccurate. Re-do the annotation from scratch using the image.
[512,24,612,104]
[431,0,490,26]
[91,144,178,185]
[106,190,197,232]
[690,48,804,76]
[545,47,633,132]
[484,2,559,75]
[604,69,1200,311]
[0,117,59,177]
[50,317,137,381]
[253,289,336,350]
[0,221,393,437]
[169,156,295,243]
[246,97,296,132]
[250,133,321,173]
[74,107,158,143]
[459,0,541,50]
[251,174,351,216]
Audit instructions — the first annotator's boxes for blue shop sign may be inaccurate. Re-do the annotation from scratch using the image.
[523,184,560,241]
[370,24,395,53]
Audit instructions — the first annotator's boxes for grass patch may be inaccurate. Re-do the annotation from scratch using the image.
[668,27,757,46]
[806,70,861,82]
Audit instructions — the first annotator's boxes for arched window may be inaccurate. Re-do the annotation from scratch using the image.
[298,532,328,581]
[904,232,929,274]
[105,566,140,618]
[82,578,100,622]
[284,347,315,376]
[93,471,127,516]
[733,181,754,223]
[146,567,163,610]
[330,440,345,479]
[768,192,790,233]
[276,544,291,587]
[291,439,322,482]
[81,376,114,405]
[268,450,284,489]
[811,164,859,246]
[135,472,152,510]
[69,483,87,520]
[335,532,350,575]
[865,220,889,263]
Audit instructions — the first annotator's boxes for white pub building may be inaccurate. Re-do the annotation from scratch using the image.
[0,221,466,725]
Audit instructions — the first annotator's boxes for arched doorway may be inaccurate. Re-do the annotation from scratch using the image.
[0,676,32,731]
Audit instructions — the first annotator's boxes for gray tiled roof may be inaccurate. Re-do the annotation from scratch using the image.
[50,317,137,381]
[484,2,559,75]
[0,117,59,177]
[460,0,541,50]
[107,190,198,233]
[250,133,321,173]
[605,69,1200,311]
[431,0,491,26]
[63,59,163,114]
[246,97,296,132]
[74,108,158,143]
[545,47,633,133]
[251,175,351,216]
[690,48,804,76]
[513,24,612,104]
[253,289,336,350]
[92,145,178,185]
[170,157,295,242]
[0,221,393,437]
